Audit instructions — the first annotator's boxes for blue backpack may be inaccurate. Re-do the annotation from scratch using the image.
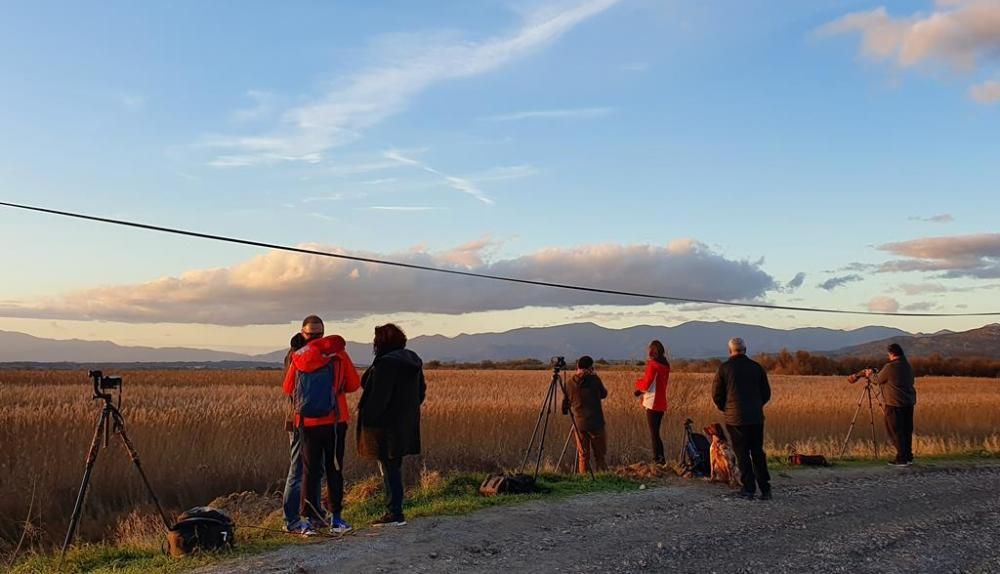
[293,362,337,421]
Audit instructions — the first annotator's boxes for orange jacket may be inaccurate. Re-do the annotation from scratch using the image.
[282,335,361,427]
[635,359,670,412]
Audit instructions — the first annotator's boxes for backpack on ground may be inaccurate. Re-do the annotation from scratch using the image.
[166,506,235,558]
[479,473,539,496]
[678,419,711,478]
[788,449,830,467]
[294,362,337,420]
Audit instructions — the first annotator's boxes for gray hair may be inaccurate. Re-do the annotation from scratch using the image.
[728,337,747,354]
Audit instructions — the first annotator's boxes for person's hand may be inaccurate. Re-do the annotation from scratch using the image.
[863,368,874,378]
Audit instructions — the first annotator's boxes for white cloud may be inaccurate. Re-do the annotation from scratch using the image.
[877,233,1000,278]
[970,80,1000,103]
[821,1,1000,101]
[821,2,1000,71]
[868,296,901,313]
[0,240,778,326]
[202,0,622,167]
[483,107,616,121]
[908,213,954,223]
[384,150,494,204]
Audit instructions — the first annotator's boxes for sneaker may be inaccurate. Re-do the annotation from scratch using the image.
[888,461,909,467]
[288,519,320,537]
[330,516,353,534]
[371,512,407,527]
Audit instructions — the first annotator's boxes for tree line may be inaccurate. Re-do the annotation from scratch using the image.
[425,351,1000,378]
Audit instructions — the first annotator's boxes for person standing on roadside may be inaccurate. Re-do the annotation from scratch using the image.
[634,340,671,464]
[865,343,917,467]
[562,355,609,473]
[357,323,426,527]
[282,315,360,535]
[712,337,772,501]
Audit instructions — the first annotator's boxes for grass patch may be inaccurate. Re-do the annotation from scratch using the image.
[7,471,640,574]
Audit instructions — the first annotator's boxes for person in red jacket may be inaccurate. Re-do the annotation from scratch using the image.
[283,328,361,534]
[634,340,671,464]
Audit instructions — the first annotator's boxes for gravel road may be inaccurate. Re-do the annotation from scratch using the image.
[202,461,1000,574]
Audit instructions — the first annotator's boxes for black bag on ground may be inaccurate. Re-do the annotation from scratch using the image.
[789,452,830,467]
[479,473,539,496]
[678,422,711,478]
[166,506,235,558]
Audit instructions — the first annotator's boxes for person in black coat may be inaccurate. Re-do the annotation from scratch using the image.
[712,337,772,500]
[357,323,426,526]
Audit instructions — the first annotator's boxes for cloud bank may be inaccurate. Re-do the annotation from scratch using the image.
[0,240,777,326]
[877,233,1000,278]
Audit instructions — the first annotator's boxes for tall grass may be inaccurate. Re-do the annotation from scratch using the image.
[2,369,999,552]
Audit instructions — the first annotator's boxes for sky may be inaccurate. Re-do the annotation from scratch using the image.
[0,0,998,354]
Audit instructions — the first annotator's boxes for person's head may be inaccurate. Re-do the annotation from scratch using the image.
[648,340,667,362]
[577,355,594,371]
[301,315,324,341]
[728,337,747,356]
[289,332,307,351]
[887,343,904,360]
[373,323,407,356]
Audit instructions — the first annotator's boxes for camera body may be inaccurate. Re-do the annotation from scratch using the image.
[550,356,567,370]
[846,367,878,384]
[89,370,122,398]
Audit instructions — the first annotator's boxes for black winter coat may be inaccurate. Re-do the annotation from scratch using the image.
[712,354,771,426]
[357,348,426,460]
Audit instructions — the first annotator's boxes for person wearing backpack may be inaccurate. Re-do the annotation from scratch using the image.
[357,323,426,527]
[282,321,361,534]
[634,340,671,464]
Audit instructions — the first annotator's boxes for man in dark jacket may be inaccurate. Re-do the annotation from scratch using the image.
[865,343,917,466]
[357,323,426,527]
[712,337,772,500]
[562,355,609,473]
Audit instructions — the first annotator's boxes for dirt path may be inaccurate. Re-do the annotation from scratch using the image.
[202,461,1000,574]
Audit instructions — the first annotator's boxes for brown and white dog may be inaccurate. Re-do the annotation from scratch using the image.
[704,423,741,488]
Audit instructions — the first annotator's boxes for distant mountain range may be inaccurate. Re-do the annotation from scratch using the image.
[0,321,953,367]
[831,324,1000,359]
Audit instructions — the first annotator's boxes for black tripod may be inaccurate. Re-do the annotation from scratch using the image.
[520,359,595,480]
[62,371,170,554]
[839,372,886,458]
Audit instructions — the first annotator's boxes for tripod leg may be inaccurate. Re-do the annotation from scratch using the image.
[557,429,574,471]
[839,385,870,457]
[533,379,558,479]
[62,408,109,554]
[866,385,879,460]
[112,410,171,529]
[520,380,555,474]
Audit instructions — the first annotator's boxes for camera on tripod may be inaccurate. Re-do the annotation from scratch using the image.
[846,367,878,385]
[89,370,122,390]
[550,356,567,370]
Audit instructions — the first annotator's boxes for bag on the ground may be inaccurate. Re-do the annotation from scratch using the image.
[678,428,711,478]
[166,506,235,558]
[479,473,538,496]
[788,453,830,467]
[293,362,337,419]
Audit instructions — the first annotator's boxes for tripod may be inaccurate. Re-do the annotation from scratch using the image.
[62,372,170,555]
[839,373,886,458]
[519,362,595,481]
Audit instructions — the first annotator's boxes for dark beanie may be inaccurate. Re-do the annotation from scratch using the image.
[887,343,904,357]
[577,355,594,370]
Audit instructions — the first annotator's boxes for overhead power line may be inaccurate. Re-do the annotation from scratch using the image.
[2,200,998,318]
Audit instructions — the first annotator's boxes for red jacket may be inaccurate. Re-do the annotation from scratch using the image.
[282,335,361,427]
[635,359,670,412]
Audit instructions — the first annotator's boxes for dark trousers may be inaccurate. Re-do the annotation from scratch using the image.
[726,423,770,494]
[645,410,665,464]
[884,406,915,463]
[378,457,404,516]
[300,422,347,520]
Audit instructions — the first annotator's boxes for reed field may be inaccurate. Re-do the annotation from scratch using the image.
[2,369,1000,552]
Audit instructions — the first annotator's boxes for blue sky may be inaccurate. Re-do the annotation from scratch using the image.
[0,0,998,352]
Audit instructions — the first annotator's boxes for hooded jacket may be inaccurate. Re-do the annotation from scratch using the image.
[282,335,361,427]
[634,358,670,412]
[357,348,427,460]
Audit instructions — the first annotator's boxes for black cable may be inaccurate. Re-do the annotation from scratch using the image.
[1,200,998,318]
